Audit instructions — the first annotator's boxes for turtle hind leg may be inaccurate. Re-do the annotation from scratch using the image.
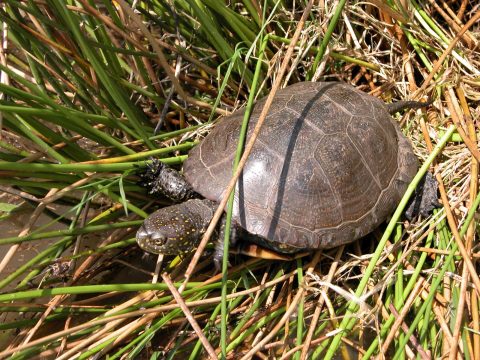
[405,172,441,220]
[138,158,196,202]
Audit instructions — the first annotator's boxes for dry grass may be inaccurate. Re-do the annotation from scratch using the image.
[0,1,479,359]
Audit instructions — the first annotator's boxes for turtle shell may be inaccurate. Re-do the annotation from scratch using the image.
[183,82,418,250]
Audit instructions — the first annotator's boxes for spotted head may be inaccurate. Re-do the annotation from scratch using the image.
[136,199,216,255]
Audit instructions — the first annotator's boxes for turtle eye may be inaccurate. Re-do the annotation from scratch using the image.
[149,232,168,245]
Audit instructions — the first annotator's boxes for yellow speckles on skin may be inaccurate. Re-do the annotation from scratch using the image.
[138,199,213,255]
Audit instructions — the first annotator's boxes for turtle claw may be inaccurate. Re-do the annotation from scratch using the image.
[213,242,232,273]
[212,216,238,273]
[213,254,222,274]
[405,172,440,220]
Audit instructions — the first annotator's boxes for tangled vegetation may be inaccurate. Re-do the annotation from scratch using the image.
[0,1,479,359]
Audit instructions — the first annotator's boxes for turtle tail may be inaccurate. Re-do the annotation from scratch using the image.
[387,99,433,114]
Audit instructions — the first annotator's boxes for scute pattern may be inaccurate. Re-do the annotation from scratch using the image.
[346,113,397,188]
[315,134,381,221]
[183,82,417,250]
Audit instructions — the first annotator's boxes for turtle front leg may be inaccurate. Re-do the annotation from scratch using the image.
[213,216,238,272]
[139,159,196,202]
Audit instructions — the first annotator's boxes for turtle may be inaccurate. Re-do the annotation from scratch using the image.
[136,81,437,266]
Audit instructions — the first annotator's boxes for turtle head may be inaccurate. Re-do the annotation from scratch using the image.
[136,222,183,255]
[136,199,215,255]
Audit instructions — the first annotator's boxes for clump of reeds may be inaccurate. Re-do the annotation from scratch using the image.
[0,1,478,359]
